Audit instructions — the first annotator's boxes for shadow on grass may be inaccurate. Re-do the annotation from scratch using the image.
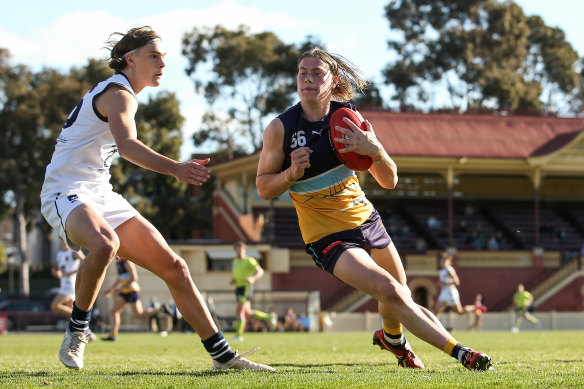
[0,362,395,379]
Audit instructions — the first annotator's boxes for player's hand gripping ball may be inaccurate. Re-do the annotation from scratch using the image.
[329,108,373,171]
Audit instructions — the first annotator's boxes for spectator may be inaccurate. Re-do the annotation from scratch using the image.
[284,307,304,332]
[415,238,427,252]
[297,313,310,331]
[555,227,568,241]
[457,219,468,234]
[427,215,442,232]
[268,308,282,332]
[319,311,334,332]
[487,235,500,251]
[400,225,412,238]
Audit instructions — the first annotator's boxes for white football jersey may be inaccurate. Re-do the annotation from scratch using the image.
[41,74,136,196]
[56,249,80,292]
[439,266,455,284]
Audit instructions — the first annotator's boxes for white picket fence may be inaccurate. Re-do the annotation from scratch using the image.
[326,311,584,332]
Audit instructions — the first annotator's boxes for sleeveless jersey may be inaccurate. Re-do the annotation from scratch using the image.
[116,259,140,293]
[439,266,455,285]
[279,101,373,244]
[56,249,79,292]
[41,73,137,197]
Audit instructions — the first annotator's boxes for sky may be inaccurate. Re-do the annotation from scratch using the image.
[1,0,583,160]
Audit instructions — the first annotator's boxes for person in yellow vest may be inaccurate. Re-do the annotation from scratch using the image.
[230,241,274,341]
[512,284,539,333]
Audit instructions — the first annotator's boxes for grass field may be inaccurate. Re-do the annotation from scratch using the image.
[1,330,583,388]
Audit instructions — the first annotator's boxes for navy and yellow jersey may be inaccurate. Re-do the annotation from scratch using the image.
[116,259,140,294]
[279,101,373,244]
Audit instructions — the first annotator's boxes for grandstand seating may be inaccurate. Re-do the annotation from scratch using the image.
[261,199,584,254]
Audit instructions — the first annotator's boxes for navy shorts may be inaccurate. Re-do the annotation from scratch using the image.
[235,285,252,303]
[305,209,391,275]
[119,291,140,303]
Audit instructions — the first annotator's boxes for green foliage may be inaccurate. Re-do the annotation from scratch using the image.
[354,81,385,110]
[383,0,581,114]
[0,240,6,274]
[109,92,210,239]
[182,25,321,153]
[1,331,584,387]
[0,53,112,231]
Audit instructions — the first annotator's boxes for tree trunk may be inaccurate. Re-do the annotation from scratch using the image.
[10,159,30,297]
[15,203,30,297]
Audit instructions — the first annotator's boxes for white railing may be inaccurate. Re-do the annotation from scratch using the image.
[326,311,584,332]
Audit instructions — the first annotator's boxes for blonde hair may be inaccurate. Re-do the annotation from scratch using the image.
[233,241,246,249]
[298,47,369,101]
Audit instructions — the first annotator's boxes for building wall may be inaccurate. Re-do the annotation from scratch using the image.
[537,276,584,312]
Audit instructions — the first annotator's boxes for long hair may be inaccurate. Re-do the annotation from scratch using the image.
[105,26,160,73]
[298,47,369,101]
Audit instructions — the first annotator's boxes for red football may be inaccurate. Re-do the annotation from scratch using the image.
[329,107,372,171]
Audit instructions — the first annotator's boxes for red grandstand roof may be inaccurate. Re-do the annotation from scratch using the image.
[362,112,584,159]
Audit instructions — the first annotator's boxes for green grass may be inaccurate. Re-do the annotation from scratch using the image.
[0,330,583,388]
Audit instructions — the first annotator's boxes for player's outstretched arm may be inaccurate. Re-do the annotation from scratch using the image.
[100,86,211,186]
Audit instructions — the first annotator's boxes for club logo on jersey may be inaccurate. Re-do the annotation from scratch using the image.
[67,194,79,203]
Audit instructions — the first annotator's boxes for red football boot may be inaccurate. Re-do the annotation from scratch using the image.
[460,347,493,371]
[372,329,425,369]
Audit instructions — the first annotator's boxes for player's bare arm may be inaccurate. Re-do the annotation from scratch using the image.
[257,118,310,199]
[97,85,211,186]
[73,250,85,261]
[248,266,264,284]
[127,261,139,283]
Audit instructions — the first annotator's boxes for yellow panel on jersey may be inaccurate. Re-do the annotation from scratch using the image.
[232,256,259,287]
[121,281,140,294]
[289,165,373,243]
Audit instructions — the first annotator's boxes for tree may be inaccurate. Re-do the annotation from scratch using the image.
[354,81,386,110]
[182,25,320,153]
[573,58,584,113]
[0,53,111,296]
[109,91,208,239]
[383,0,580,114]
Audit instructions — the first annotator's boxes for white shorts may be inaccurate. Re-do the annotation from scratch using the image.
[57,287,75,300]
[437,285,461,306]
[41,187,138,251]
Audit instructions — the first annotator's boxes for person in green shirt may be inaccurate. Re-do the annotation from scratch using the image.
[512,283,539,333]
[231,241,274,341]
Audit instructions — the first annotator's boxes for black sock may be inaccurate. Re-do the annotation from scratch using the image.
[202,331,235,364]
[69,302,92,333]
[383,330,406,348]
[451,343,468,363]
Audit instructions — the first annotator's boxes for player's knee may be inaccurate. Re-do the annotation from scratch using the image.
[91,236,120,267]
[161,257,190,285]
[374,281,402,306]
